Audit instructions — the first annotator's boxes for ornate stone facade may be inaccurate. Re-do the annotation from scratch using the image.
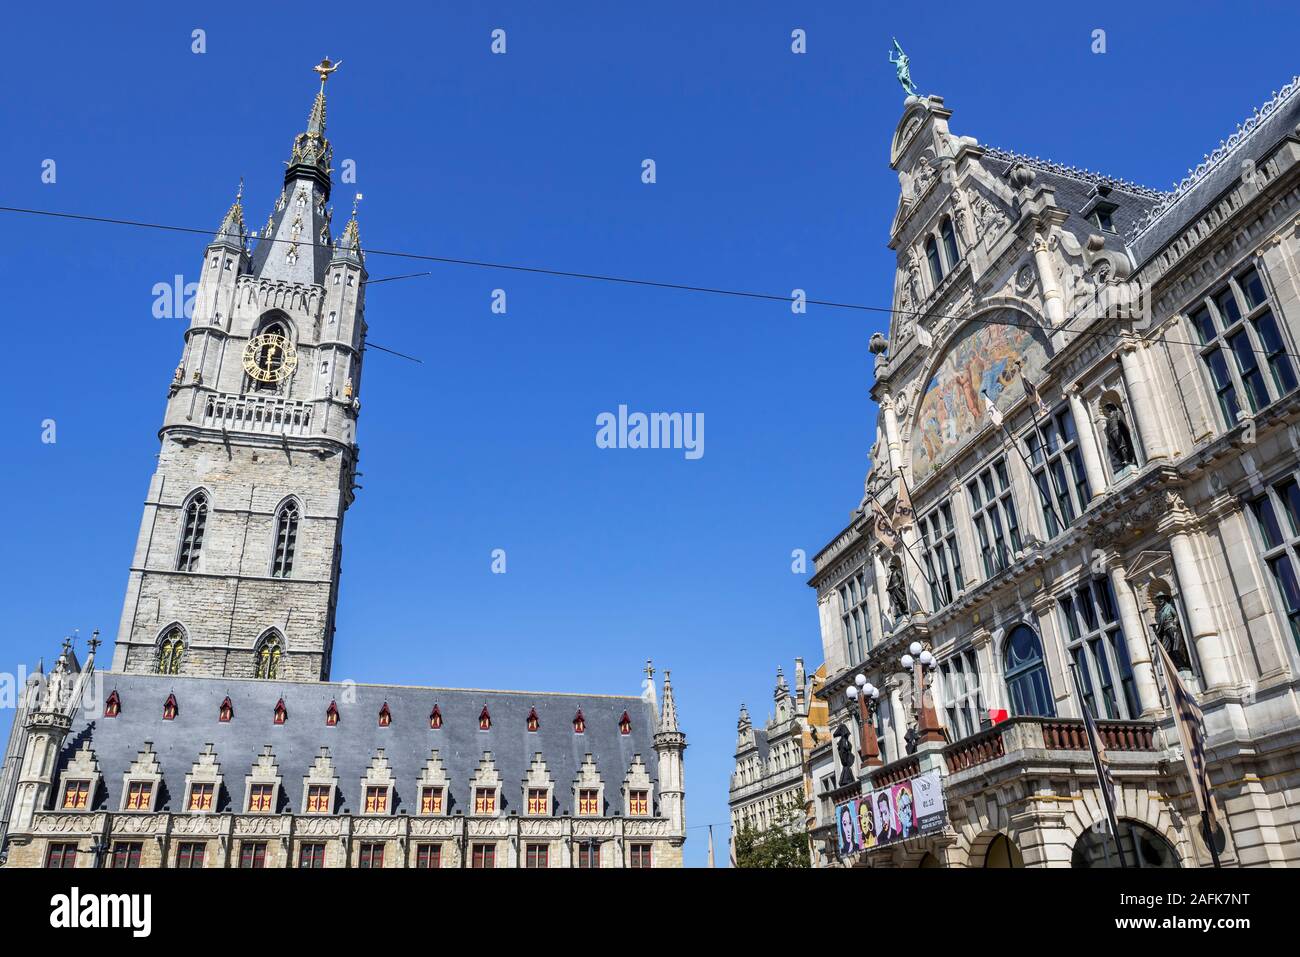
[807,79,1300,867]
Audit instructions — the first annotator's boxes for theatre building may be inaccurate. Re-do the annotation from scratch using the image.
[807,76,1300,867]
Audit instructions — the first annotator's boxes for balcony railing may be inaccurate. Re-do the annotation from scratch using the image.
[202,391,313,436]
[869,755,920,788]
[943,716,1159,774]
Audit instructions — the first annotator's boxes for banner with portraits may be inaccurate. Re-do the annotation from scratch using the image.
[834,770,947,856]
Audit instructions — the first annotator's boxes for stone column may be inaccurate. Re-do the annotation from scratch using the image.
[1068,388,1108,501]
[885,674,908,759]
[881,394,903,473]
[1118,335,1170,462]
[1170,526,1231,689]
[1108,562,1161,715]
[1032,234,1065,325]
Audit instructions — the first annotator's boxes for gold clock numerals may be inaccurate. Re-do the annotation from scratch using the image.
[243,333,298,383]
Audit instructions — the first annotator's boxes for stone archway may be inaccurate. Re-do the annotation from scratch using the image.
[982,832,1024,867]
[1071,820,1180,868]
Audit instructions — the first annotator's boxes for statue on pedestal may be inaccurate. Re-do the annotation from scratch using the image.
[1104,403,1137,470]
[1152,592,1192,671]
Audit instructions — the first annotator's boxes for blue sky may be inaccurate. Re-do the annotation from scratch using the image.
[0,2,1296,866]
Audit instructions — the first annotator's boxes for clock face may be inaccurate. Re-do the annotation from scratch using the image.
[243,332,298,383]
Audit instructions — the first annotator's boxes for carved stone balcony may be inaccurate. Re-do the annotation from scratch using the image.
[202,391,313,437]
[943,716,1159,775]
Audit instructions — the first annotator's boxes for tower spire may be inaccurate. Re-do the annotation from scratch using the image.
[659,670,680,733]
[215,178,247,248]
[334,192,364,263]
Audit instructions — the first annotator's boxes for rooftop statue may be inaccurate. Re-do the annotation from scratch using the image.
[889,38,917,97]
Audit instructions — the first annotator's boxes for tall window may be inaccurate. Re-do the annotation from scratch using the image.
[471,843,496,868]
[967,458,1022,578]
[925,236,944,286]
[474,787,496,815]
[255,634,282,680]
[525,843,549,868]
[177,842,206,869]
[45,843,78,869]
[156,628,185,676]
[630,843,652,868]
[111,841,142,869]
[940,216,960,270]
[62,780,90,810]
[578,788,600,815]
[527,788,548,815]
[415,843,441,869]
[576,842,599,868]
[232,842,264,869]
[1250,475,1300,654]
[1004,625,1055,717]
[357,843,384,869]
[838,570,870,664]
[939,649,984,740]
[1060,579,1138,720]
[920,501,964,609]
[1025,407,1091,536]
[177,491,208,571]
[1191,265,1297,427]
[299,843,326,869]
[271,499,300,578]
[187,783,214,812]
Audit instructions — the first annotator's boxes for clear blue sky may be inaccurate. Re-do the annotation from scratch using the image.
[0,2,1296,866]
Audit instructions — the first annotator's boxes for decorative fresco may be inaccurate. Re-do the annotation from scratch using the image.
[910,311,1050,484]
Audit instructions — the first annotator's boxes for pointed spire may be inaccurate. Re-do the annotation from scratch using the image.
[774,665,789,701]
[659,669,679,733]
[284,57,339,199]
[737,702,751,732]
[334,192,364,263]
[215,178,247,248]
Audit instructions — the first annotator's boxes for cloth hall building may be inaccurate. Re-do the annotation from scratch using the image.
[0,63,686,870]
[807,75,1300,867]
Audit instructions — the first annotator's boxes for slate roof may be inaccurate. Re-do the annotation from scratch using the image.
[60,672,661,819]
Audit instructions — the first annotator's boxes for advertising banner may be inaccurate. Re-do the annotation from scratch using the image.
[834,769,947,856]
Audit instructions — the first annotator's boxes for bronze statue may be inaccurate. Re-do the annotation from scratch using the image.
[1104,403,1137,470]
[887,556,908,618]
[834,724,856,786]
[1152,592,1192,671]
[889,39,917,97]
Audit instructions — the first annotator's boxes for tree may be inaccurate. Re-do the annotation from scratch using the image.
[733,796,811,868]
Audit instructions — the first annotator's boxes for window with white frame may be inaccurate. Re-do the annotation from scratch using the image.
[919,501,964,609]
[966,457,1022,578]
[1024,407,1091,537]
[838,569,870,665]
[1190,264,1297,428]
[1249,474,1300,655]
[1059,578,1139,720]
[939,649,983,740]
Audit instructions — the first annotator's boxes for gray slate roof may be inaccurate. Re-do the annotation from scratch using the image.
[62,672,661,818]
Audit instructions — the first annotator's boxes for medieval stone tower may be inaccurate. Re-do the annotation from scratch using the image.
[110,59,366,682]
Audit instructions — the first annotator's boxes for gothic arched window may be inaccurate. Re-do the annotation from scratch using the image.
[254,633,282,680]
[157,628,185,675]
[940,216,960,270]
[925,236,944,286]
[1004,624,1055,717]
[177,491,208,571]
[271,499,300,578]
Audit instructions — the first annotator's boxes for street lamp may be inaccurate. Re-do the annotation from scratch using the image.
[846,674,883,767]
[900,641,945,752]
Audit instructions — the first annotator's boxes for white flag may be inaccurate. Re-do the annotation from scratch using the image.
[982,390,1004,428]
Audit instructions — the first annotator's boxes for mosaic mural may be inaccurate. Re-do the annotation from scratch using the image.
[910,311,1050,484]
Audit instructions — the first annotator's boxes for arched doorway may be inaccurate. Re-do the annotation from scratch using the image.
[982,833,1024,867]
[917,852,942,868]
[1072,820,1180,868]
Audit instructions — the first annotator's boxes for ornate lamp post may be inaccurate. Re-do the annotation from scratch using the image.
[900,641,946,753]
[845,674,883,767]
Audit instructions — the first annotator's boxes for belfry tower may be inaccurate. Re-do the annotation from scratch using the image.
[111,59,367,681]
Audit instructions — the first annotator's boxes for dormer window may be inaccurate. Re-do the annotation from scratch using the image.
[527,788,548,815]
[526,707,539,732]
[474,787,496,815]
[219,697,234,722]
[429,705,442,730]
[364,785,389,814]
[1092,207,1115,232]
[62,780,90,810]
[378,702,392,727]
[619,711,632,735]
[420,786,444,815]
[306,784,331,814]
[325,700,340,726]
[273,698,288,725]
[163,694,178,721]
[125,782,153,811]
[629,789,649,816]
[478,706,491,731]
[248,783,276,813]
[578,788,600,816]
[104,690,121,718]
[573,709,586,734]
[925,236,944,286]
[187,783,214,811]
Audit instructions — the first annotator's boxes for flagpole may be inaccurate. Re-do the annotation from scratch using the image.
[1069,661,1126,868]
[866,488,936,600]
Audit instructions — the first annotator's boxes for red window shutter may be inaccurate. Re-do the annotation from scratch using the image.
[429,704,442,729]
[163,693,178,720]
[104,690,121,718]
[573,708,585,734]
[619,710,631,735]
[526,707,539,732]
[325,700,339,726]
[378,702,392,727]
[219,696,234,722]
[478,705,491,731]
[274,698,288,724]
